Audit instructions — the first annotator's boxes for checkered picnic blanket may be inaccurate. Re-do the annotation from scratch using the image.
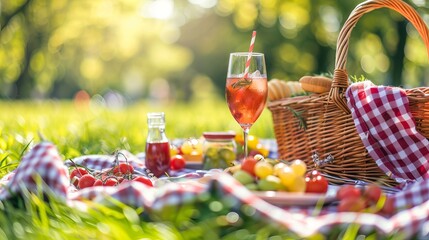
[346,81,429,184]
[1,141,429,238]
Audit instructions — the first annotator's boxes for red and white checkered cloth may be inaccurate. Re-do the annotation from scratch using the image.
[0,142,69,200]
[2,140,429,238]
[346,81,429,183]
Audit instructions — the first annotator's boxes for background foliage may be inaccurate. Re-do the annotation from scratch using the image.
[1,0,429,101]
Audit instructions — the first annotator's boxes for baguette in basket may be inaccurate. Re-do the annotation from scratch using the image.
[267,79,305,101]
[299,76,332,94]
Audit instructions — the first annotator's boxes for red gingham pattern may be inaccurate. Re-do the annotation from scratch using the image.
[346,81,429,182]
[392,179,429,209]
[2,141,429,238]
[0,142,69,200]
[69,181,155,207]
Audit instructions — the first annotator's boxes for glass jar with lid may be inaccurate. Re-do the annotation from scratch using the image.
[202,132,237,169]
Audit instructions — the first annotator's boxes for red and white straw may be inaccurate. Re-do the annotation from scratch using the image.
[243,31,257,78]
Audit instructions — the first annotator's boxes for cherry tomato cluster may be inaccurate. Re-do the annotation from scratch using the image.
[69,162,153,190]
[336,184,395,215]
[228,155,329,193]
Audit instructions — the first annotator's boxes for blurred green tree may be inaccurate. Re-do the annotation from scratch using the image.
[1,0,195,99]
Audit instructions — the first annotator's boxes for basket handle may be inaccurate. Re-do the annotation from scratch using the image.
[329,0,429,113]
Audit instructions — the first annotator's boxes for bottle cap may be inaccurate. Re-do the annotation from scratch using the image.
[147,112,165,125]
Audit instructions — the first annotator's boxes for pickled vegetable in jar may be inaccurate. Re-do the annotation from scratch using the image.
[202,132,237,169]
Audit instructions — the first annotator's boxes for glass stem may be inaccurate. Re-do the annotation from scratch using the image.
[243,128,250,158]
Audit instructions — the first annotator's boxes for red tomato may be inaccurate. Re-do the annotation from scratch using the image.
[170,155,186,170]
[104,178,118,186]
[363,184,382,203]
[133,176,153,187]
[70,167,88,179]
[241,157,258,176]
[93,179,103,186]
[381,197,395,215]
[78,174,96,189]
[113,163,134,176]
[337,197,366,212]
[70,167,88,180]
[336,185,362,201]
[305,170,329,194]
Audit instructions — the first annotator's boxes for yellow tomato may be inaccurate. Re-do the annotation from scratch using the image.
[170,145,178,156]
[255,143,269,157]
[290,159,307,176]
[273,162,287,176]
[181,141,193,155]
[247,135,259,150]
[191,139,203,155]
[278,166,296,188]
[254,161,274,179]
[235,134,244,145]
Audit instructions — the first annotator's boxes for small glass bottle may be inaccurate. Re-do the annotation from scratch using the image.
[202,132,237,169]
[145,112,170,177]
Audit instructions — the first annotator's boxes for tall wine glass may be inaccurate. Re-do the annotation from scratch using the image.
[226,52,268,158]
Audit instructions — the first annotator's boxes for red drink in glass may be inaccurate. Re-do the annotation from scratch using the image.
[226,52,267,158]
[145,141,170,177]
[226,76,268,128]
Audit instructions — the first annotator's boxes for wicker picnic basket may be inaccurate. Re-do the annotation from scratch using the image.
[268,0,429,186]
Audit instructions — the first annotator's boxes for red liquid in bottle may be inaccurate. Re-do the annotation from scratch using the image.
[145,142,170,177]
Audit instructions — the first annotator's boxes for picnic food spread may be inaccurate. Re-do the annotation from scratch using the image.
[1,138,429,238]
[3,0,429,238]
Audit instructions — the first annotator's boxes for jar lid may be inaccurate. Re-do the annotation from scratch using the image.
[203,131,236,140]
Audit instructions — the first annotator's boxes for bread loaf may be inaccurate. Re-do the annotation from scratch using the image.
[299,76,332,93]
[268,79,291,101]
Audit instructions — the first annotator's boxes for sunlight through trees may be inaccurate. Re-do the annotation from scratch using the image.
[1,0,429,100]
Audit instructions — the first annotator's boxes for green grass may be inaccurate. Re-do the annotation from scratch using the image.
[0,99,275,160]
[0,100,404,239]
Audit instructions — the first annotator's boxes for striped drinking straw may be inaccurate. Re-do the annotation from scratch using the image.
[243,31,257,79]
